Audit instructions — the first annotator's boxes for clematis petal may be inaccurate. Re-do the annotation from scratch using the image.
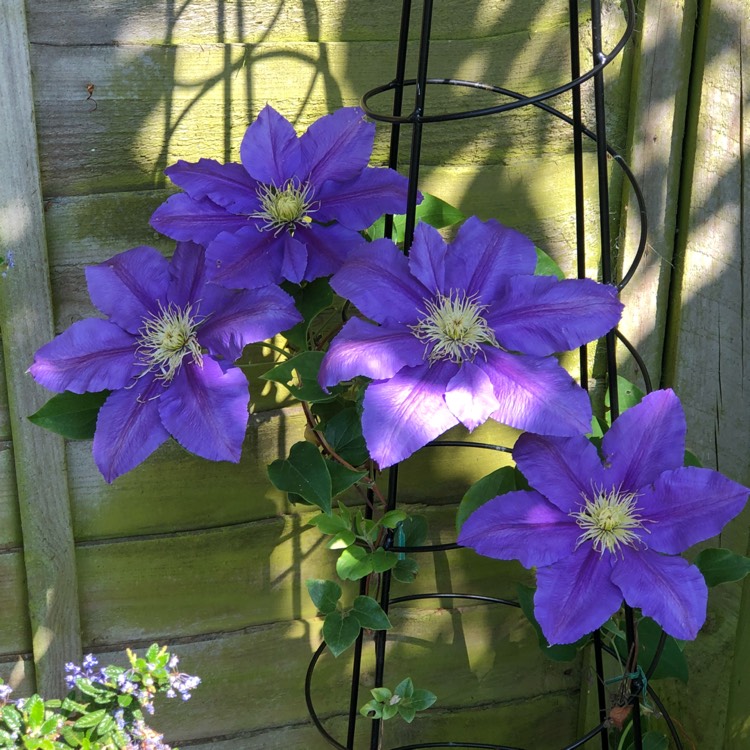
[535,546,623,645]
[151,193,250,246]
[444,217,537,298]
[639,467,749,554]
[487,276,623,356]
[167,242,208,308]
[482,349,593,437]
[513,432,606,513]
[198,284,302,362]
[611,548,707,641]
[315,167,411,229]
[206,226,284,290]
[301,107,374,186]
[361,362,458,468]
[86,246,168,331]
[159,358,249,463]
[280,233,308,284]
[458,490,580,568]
[164,158,260,214]
[602,389,686,492]
[300,223,366,281]
[240,105,302,185]
[445,361,500,431]
[319,318,425,387]
[92,380,170,483]
[408,222,447,293]
[29,319,139,393]
[329,239,428,325]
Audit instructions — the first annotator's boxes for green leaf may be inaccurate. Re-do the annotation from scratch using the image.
[695,548,750,587]
[306,579,342,615]
[94,713,116,737]
[26,695,45,731]
[366,193,465,243]
[637,618,688,683]
[605,376,645,424]
[410,688,438,711]
[683,448,702,467]
[323,408,369,466]
[517,584,587,661]
[262,351,336,403]
[326,460,366,499]
[370,547,399,573]
[397,515,428,547]
[381,703,399,720]
[380,510,408,529]
[350,595,392,630]
[456,466,517,531]
[371,687,392,703]
[28,391,109,440]
[534,247,565,279]
[309,512,350,535]
[360,699,383,719]
[327,529,357,549]
[336,546,374,581]
[2,706,22,733]
[394,677,414,698]
[282,278,334,351]
[398,705,417,723]
[73,709,107,729]
[392,557,419,583]
[323,611,361,657]
[268,441,333,513]
[626,731,669,750]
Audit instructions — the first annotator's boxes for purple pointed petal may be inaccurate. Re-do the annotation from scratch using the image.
[164,159,260,214]
[444,217,537,298]
[408,222,447,293]
[300,223,365,281]
[316,168,410,229]
[92,380,169,483]
[29,319,139,393]
[86,246,168,331]
[198,284,302,362]
[206,227,284,289]
[361,362,459,468]
[638,467,749,553]
[329,239,428,324]
[513,432,606,513]
[535,547,622,645]
[166,242,207,308]
[602,389,686,492]
[280,233,308,284]
[150,193,250,246]
[458,490,580,568]
[301,107,374,186]
[159,358,249,463]
[612,549,707,640]
[240,105,302,185]
[482,349,592,436]
[318,318,425,387]
[488,276,623,356]
[445,362,500,430]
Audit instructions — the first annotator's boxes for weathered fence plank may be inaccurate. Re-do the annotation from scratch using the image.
[0,0,81,696]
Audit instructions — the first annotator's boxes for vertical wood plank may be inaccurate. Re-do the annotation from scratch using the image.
[0,0,82,696]
[616,0,697,386]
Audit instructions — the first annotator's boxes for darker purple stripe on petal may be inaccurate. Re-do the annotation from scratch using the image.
[240,105,303,185]
[206,227,285,290]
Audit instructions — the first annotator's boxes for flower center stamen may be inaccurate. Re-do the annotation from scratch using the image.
[409,290,499,364]
[252,179,319,235]
[136,302,203,383]
[571,486,649,556]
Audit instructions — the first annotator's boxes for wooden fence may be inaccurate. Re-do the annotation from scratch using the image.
[0,0,747,747]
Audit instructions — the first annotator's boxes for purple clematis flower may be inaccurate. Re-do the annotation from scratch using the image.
[29,243,301,482]
[150,105,411,289]
[458,389,749,644]
[318,217,623,468]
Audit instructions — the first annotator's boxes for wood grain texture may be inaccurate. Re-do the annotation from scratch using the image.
[616,0,697,386]
[0,0,81,696]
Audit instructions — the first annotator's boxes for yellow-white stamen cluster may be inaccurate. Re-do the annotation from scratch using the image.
[135,302,203,383]
[252,179,318,234]
[571,486,648,556]
[410,290,500,365]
